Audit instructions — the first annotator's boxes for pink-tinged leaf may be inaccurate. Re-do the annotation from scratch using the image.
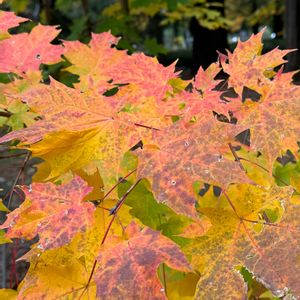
[95,222,191,300]
[0,10,28,34]
[111,53,179,102]
[237,69,300,170]
[0,78,180,190]
[0,176,95,249]
[63,32,127,92]
[194,62,221,93]
[0,24,63,75]
[175,89,237,122]
[64,32,179,101]
[137,118,252,218]
[235,198,300,298]
[221,30,293,96]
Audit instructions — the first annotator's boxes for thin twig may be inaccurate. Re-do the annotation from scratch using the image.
[80,179,142,299]
[7,152,31,209]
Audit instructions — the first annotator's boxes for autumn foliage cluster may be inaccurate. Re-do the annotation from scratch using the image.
[0,9,300,300]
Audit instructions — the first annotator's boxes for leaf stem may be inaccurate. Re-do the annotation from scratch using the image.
[228,142,245,172]
[81,179,141,298]
[239,156,290,187]
[134,123,160,131]
[98,168,137,204]
[161,263,168,297]
[222,189,240,219]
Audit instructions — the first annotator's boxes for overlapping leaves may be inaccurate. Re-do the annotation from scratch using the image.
[0,9,300,300]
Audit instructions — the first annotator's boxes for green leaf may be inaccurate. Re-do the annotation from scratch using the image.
[0,230,12,245]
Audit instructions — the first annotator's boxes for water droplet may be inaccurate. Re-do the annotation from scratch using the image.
[100,187,105,192]
[37,223,42,228]
[274,288,288,298]
[217,155,223,162]
[170,180,176,186]
[28,185,32,193]
[160,288,165,292]
[184,141,190,147]
[37,253,41,257]
[37,244,44,250]
[36,54,41,60]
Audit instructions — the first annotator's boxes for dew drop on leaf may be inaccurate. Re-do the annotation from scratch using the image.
[170,180,176,186]
[37,244,44,250]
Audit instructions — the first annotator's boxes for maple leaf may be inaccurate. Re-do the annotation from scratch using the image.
[15,204,134,300]
[0,72,42,129]
[220,30,292,96]
[64,32,179,100]
[95,222,191,300]
[118,179,211,240]
[185,183,296,299]
[137,117,251,218]
[194,62,221,94]
[0,78,178,189]
[0,10,27,35]
[63,32,127,92]
[0,24,64,75]
[16,243,97,300]
[168,63,238,122]
[237,70,300,170]
[0,176,95,250]
[64,33,180,116]
[110,53,179,102]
